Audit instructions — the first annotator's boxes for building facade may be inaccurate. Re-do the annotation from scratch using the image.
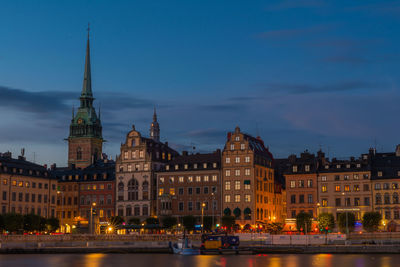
[284,151,325,219]
[156,150,222,224]
[67,31,103,169]
[221,126,281,226]
[318,157,372,221]
[115,121,178,222]
[0,152,57,218]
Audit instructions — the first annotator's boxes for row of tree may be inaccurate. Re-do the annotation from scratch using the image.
[0,213,60,233]
[296,211,382,233]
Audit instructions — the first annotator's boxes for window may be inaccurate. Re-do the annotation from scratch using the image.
[292,166,297,172]
[353,185,360,191]
[305,165,310,172]
[188,202,193,211]
[235,157,240,163]
[354,174,359,180]
[384,193,390,204]
[225,195,231,203]
[393,183,399,190]
[363,184,370,191]
[235,136,240,141]
[334,175,340,181]
[395,210,400,220]
[240,144,245,150]
[124,151,129,159]
[179,176,184,183]
[77,147,82,160]
[378,171,383,177]
[321,176,327,181]
[196,187,201,194]
[245,194,251,202]
[188,176,193,182]
[159,177,165,183]
[170,177,175,183]
[383,183,389,190]
[354,198,360,206]
[298,180,304,188]
[291,210,296,218]
[335,185,341,192]
[128,179,139,200]
[139,150,144,158]
[344,185,350,192]
[290,181,296,188]
[307,180,313,188]
[393,193,399,204]
[335,198,341,207]
[226,157,230,163]
[364,197,370,206]
[204,175,209,182]
[290,195,296,204]
[244,181,251,190]
[204,187,209,194]
[385,211,391,220]
[196,176,201,182]
[142,181,149,200]
[308,194,313,204]
[375,194,382,205]
[235,181,240,190]
[234,194,240,202]
[299,195,304,203]
[158,188,164,196]
[225,170,230,177]
[179,202,184,211]
[375,183,381,190]
[363,174,369,179]
[235,169,240,176]
[245,156,250,163]
[225,181,231,190]
[188,187,193,195]
[322,199,327,207]
[245,169,250,176]
[344,175,349,180]
[132,151,136,159]
[230,144,235,150]
[178,188,184,195]
[212,175,217,182]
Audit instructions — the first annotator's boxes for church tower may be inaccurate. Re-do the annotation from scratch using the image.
[67,28,103,168]
[149,107,160,142]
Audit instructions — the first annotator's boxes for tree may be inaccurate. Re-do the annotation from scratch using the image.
[317,213,335,233]
[109,216,124,226]
[23,214,42,232]
[128,217,141,225]
[161,216,177,229]
[266,222,284,234]
[221,215,235,229]
[338,212,355,233]
[0,214,4,231]
[182,215,196,231]
[145,217,159,225]
[362,212,381,232]
[46,217,60,232]
[4,213,24,233]
[296,212,312,233]
[203,216,213,231]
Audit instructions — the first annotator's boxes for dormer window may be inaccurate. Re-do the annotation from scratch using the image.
[305,165,310,172]
[175,165,179,170]
[165,165,170,171]
[184,164,188,170]
[325,165,329,169]
[213,163,217,168]
[336,164,341,169]
[346,164,350,168]
[378,171,383,177]
[68,175,72,180]
[194,164,198,169]
[160,177,164,183]
[235,136,240,141]
[397,171,400,177]
[292,165,298,173]
[75,175,79,180]
[19,169,23,174]
[356,164,361,168]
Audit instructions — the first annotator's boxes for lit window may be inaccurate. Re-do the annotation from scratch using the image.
[194,164,198,169]
[160,177,164,183]
[124,151,129,159]
[179,176,184,183]
[225,195,231,203]
[213,163,217,168]
[230,144,235,150]
[235,136,240,141]
[235,157,240,163]
[235,181,240,190]
[321,176,327,181]
[158,188,164,196]
[139,151,144,158]
[322,199,327,207]
[290,181,296,188]
[245,169,250,176]
[234,194,240,202]
[132,151,136,159]
[344,185,350,192]
[321,186,327,192]
[175,165,179,170]
[188,176,193,182]
[245,194,251,202]
[292,166,298,172]
[184,164,188,169]
[212,175,217,182]
[165,165,169,171]
[354,174,359,180]
[196,176,201,182]
[169,177,174,183]
[245,157,250,163]
[378,171,383,177]
[225,170,231,177]
[204,176,209,182]
[225,181,231,190]
[235,169,240,176]
[226,157,230,163]
[127,165,132,172]
[240,144,245,150]
[170,188,175,195]
[335,185,341,192]
[203,163,207,168]
[305,165,310,172]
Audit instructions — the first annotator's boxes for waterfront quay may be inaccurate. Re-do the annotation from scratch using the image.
[1,233,400,254]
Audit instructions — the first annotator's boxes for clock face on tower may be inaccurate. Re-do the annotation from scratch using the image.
[77,118,83,124]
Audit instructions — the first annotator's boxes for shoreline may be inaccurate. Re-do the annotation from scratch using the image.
[1,245,400,254]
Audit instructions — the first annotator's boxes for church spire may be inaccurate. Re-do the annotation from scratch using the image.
[80,23,93,106]
[150,107,160,142]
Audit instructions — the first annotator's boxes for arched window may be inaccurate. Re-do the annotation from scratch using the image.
[128,179,139,200]
[376,193,382,205]
[384,193,390,204]
[142,181,149,200]
[118,182,124,201]
[393,193,399,204]
[77,147,82,160]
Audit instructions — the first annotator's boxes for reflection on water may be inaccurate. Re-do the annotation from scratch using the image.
[0,254,399,267]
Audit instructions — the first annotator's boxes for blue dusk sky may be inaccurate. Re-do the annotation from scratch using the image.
[1,0,400,166]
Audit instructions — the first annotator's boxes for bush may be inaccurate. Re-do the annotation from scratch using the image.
[46,217,60,232]
[182,215,196,231]
[317,213,335,233]
[296,212,312,233]
[128,217,141,225]
[145,217,159,225]
[221,215,235,229]
[3,213,24,233]
[23,214,42,232]
[266,222,283,234]
[161,216,177,229]
[338,212,355,233]
[362,212,381,232]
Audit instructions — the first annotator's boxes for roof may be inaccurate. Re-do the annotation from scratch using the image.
[369,152,400,180]
[0,152,53,179]
[160,150,221,172]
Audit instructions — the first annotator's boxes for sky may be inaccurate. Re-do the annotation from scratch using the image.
[1,0,400,166]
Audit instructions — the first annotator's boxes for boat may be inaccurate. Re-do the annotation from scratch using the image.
[200,234,240,254]
[171,238,200,255]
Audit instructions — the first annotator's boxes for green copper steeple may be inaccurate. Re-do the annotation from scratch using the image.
[68,27,102,139]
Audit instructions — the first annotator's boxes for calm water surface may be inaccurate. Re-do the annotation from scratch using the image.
[0,254,398,267]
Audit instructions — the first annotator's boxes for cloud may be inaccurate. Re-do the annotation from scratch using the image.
[261,81,382,94]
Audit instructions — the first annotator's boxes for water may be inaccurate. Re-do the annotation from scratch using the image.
[0,254,398,267]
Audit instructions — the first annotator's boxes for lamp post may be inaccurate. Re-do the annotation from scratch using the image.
[57,191,64,233]
[317,202,321,217]
[211,193,215,231]
[90,202,97,235]
[201,202,206,234]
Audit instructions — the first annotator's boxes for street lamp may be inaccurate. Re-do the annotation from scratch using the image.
[57,191,64,233]
[211,193,215,231]
[201,202,206,234]
[317,203,321,217]
[90,202,97,235]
